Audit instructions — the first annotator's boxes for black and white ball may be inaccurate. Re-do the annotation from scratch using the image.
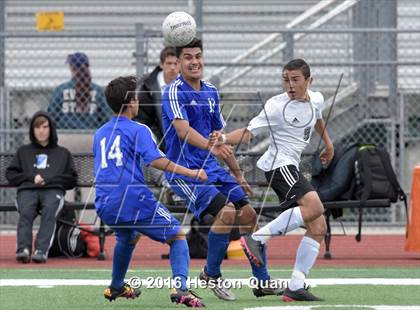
[162,11,197,46]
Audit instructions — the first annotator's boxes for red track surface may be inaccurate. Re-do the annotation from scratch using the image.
[1,234,419,269]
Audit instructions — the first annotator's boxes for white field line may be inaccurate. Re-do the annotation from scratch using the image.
[83,268,417,273]
[13,268,418,273]
[244,306,420,310]
[0,278,419,287]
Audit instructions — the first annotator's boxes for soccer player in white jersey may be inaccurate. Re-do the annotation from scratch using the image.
[210,59,334,302]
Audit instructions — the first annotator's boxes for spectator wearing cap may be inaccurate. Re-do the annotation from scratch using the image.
[48,52,112,129]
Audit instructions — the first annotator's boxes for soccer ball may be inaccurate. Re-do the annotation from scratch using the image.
[162,11,197,46]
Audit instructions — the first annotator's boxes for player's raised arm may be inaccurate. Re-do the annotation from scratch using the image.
[150,157,207,182]
[209,128,253,146]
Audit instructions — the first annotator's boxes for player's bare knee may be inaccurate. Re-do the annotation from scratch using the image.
[300,192,324,221]
[313,221,327,238]
[307,216,327,238]
[217,204,236,226]
[236,204,256,225]
[313,201,325,218]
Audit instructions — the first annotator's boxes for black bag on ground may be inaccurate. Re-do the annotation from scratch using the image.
[186,218,209,259]
[354,145,406,203]
[48,206,87,258]
[186,215,240,259]
[353,145,407,241]
[311,143,359,218]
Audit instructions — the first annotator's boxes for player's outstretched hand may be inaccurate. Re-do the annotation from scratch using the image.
[209,131,222,146]
[210,144,233,159]
[193,169,208,182]
[319,144,334,167]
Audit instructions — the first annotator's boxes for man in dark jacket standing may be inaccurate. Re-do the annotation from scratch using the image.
[134,46,179,149]
[134,46,180,203]
[6,111,78,263]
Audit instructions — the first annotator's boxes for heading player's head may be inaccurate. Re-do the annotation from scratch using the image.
[175,38,203,83]
[105,76,138,118]
[282,58,312,101]
[160,46,179,83]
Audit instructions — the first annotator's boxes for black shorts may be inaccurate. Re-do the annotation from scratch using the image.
[265,165,315,210]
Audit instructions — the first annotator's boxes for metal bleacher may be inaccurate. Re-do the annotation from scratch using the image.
[3,0,328,90]
[5,0,419,94]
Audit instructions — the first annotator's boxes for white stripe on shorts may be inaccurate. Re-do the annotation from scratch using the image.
[174,179,197,202]
[156,207,171,222]
[280,166,296,188]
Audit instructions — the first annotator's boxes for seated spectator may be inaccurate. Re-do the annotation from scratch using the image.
[48,52,112,129]
[6,111,78,263]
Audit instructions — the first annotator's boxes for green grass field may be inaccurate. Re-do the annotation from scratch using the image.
[1,267,419,310]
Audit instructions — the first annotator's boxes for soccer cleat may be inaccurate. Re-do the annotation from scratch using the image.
[282,287,324,302]
[170,288,205,307]
[103,283,141,302]
[199,270,236,301]
[32,249,47,263]
[16,248,31,264]
[240,235,264,267]
[252,279,285,298]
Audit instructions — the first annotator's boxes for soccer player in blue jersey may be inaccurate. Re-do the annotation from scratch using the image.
[161,38,283,301]
[94,76,205,307]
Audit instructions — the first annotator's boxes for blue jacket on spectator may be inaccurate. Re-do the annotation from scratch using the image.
[48,79,110,129]
[47,52,112,129]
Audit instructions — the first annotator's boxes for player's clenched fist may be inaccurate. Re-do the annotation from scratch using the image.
[209,130,222,146]
[191,169,208,182]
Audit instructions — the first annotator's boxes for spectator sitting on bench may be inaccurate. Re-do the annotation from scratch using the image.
[6,111,78,263]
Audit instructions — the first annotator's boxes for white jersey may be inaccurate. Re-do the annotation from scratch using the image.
[247,90,324,171]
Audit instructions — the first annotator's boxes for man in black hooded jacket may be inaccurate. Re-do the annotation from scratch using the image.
[6,111,78,263]
[134,46,179,149]
[133,46,181,204]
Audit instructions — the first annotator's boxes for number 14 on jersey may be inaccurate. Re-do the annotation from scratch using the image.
[100,135,124,168]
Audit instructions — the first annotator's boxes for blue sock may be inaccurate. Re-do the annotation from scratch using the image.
[169,239,189,291]
[205,230,230,277]
[110,239,135,290]
[243,233,270,281]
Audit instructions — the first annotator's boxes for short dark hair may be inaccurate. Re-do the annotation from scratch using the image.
[160,46,177,63]
[283,58,311,80]
[105,76,137,113]
[175,38,203,58]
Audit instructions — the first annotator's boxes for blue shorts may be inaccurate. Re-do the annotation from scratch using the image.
[104,204,181,244]
[169,167,248,219]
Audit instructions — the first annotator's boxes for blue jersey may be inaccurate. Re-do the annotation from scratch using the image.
[93,116,164,224]
[162,75,225,181]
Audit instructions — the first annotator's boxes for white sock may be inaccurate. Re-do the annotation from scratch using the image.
[252,207,304,243]
[289,236,320,291]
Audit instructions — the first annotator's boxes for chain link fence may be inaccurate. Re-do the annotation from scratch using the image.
[1,0,419,226]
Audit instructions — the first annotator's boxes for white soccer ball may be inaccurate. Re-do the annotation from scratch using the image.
[162,11,197,46]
